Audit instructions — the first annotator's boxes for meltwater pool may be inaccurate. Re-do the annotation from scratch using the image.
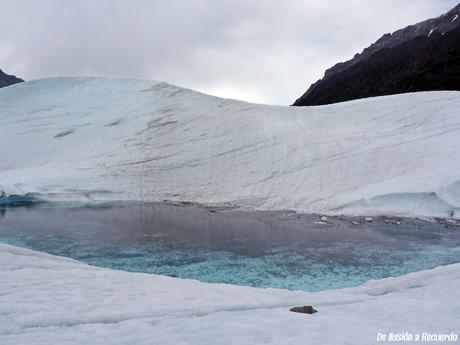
[1,201,459,292]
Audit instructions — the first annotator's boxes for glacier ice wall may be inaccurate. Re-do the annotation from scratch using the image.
[1,77,460,218]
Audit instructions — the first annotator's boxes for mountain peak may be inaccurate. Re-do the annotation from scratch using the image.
[293,3,460,106]
[0,69,24,88]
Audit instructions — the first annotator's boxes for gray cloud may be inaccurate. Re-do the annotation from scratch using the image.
[0,0,458,104]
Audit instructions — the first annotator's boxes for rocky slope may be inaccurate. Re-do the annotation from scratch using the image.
[0,69,23,88]
[293,3,460,106]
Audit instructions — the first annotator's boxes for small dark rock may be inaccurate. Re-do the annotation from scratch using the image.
[289,306,318,314]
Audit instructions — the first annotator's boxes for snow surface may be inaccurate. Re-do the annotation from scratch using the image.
[428,26,439,36]
[1,243,459,344]
[1,77,460,218]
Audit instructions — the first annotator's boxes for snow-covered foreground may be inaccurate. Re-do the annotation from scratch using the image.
[0,243,459,344]
[1,77,460,218]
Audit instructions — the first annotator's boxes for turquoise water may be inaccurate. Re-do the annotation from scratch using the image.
[1,202,459,292]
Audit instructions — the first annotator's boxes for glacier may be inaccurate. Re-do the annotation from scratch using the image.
[1,243,459,344]
[1,77,460,218]
[1,78,460,343]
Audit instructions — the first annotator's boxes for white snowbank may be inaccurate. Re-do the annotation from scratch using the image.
[1,77,460,218]
[1,243,459,344]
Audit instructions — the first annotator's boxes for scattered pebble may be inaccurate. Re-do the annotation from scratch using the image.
[365,217,373,222]
[446,219,459,226]
[320,215,328,222]
[351,221,360,226]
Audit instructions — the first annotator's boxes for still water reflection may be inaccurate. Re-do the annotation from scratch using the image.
[1,202,459,291]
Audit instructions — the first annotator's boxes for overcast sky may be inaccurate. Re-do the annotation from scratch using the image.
[0,0,458,104]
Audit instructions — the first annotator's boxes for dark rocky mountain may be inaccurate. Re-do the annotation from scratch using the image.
[293,3,460,106]
[0,69,23,88]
